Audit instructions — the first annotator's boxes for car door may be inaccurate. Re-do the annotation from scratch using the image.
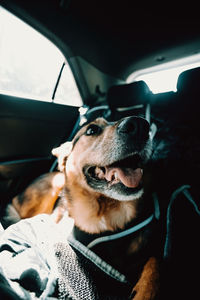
[0,6,81,208]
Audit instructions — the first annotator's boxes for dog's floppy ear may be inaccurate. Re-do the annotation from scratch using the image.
[52,142,73,171]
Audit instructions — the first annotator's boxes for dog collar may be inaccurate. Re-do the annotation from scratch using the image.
[71,193,160,250]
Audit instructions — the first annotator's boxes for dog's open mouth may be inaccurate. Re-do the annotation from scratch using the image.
[84,154,144,190]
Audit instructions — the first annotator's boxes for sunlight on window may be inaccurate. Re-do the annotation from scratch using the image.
[0,6,63,99]
[136,69,179,93]
[0,6,82,106]
[128,57,200,94]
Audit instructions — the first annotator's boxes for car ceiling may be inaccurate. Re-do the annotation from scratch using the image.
[2,0,200,80]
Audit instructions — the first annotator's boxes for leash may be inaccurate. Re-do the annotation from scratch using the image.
[163,185,200,259]
[64,193,160,296]
[87,193,160,249]
[71,194,160,250]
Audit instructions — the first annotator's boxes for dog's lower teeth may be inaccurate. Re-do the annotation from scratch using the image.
[95,167,105,180]
[114,172,118,180]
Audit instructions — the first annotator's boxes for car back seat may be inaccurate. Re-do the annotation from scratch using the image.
[176,67,200,128]
[105,81,152,121]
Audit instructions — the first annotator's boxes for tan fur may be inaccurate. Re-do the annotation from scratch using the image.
[62,164,139,233]
[12,172,65,220]
[132,257,160,300]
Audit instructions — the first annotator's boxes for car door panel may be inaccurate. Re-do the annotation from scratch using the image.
[0,93,79,202]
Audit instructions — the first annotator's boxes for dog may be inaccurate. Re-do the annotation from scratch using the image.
[4,172,66,225]
[4,116,160,299]
[52,116,160,300]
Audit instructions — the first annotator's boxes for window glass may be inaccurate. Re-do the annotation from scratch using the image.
[127,54,200,94]
[54,63,82,106]
[0,6,82,106]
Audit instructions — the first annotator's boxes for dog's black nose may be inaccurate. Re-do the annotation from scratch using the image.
[117,116,150,139]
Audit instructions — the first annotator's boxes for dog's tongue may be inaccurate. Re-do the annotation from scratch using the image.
[105,167,143,188]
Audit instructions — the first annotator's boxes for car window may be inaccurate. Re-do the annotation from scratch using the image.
[53,63,83,106]
[127,54,200,94]
[0,6,82,107]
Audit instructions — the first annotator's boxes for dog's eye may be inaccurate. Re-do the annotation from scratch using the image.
[85,124,102,136]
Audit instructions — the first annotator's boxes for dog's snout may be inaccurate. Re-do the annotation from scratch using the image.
[117,116,150,139]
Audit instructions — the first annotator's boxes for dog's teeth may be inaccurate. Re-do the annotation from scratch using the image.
[114,172,118,180]
[95,167,105,179]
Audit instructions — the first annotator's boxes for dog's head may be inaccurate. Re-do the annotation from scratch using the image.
[52,116,153,202]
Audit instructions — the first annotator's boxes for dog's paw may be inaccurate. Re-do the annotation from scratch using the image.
[130,286,156,300]
[130,257,159,300]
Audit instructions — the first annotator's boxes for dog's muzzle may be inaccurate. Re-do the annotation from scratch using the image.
[84,116,152,201]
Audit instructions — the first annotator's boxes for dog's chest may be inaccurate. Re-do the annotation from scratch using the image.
[95,228,154,279]
[71,221,156,282]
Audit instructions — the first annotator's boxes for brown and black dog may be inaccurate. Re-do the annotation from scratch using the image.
[52,116,160,299]
[7,116,160,299]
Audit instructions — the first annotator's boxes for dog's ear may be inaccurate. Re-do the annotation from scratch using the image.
[52,142,73,171]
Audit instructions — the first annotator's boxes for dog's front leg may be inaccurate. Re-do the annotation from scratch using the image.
[131,256,159,300]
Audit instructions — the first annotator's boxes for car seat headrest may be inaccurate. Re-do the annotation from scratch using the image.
[177,67,200,94]
[106,81,151,110]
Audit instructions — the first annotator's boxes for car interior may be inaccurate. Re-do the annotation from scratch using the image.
[0,0,200,299]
